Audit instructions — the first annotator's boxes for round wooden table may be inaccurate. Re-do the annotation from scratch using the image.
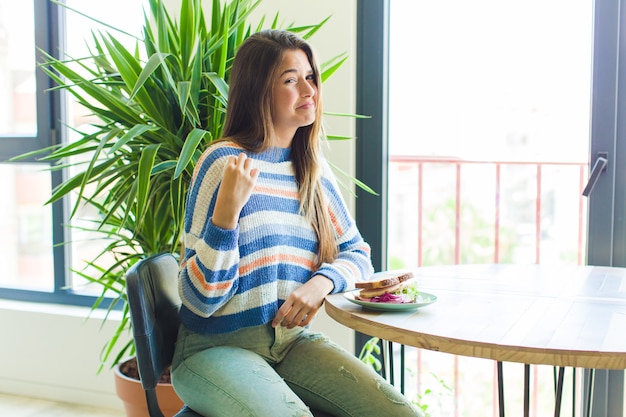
[324,263,626,416]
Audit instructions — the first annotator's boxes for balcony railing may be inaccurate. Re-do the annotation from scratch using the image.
[384,156,590,416]
[388,156,589,267]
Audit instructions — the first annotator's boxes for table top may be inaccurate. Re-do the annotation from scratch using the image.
[325,264,626,369]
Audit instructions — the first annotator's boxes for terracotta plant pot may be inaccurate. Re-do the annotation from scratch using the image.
[114,358,184,417]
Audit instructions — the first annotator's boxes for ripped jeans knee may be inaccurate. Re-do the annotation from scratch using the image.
[275,333,423,417]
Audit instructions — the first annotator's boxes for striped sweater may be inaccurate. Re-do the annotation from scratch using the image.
[178,141,374,334]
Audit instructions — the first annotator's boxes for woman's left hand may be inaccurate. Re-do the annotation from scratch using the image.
[272,275,334,329]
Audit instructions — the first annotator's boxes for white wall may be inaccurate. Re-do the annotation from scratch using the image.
[0,300,127,409]
[0,0,358,410]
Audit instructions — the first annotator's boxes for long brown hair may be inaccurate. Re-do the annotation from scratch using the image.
[223,29,337,267]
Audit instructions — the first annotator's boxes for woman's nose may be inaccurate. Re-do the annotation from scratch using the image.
[301,80,316,97]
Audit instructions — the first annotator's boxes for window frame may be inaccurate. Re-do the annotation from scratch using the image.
[354,0,389,353]
[0,0,109,308]
[355,0,388,271]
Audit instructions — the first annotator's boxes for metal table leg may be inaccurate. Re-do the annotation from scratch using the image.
[400,343,405,395]
[388,340,395,386]
[554,367,565,417]
[583,369,594,417]
[572,368,576,417]
[524,364,530,417]
[497,361,505,417]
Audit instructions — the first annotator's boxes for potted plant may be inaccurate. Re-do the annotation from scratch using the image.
[13,0,364,415]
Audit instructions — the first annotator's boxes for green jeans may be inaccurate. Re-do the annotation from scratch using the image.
[171,322,423,417]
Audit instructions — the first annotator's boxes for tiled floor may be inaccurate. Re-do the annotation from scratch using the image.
[0,393,121,417]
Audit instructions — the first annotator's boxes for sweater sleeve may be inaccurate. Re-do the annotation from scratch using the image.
[313,158,375,293]
[178,144,242,318]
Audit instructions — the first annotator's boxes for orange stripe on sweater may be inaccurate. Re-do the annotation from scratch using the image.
[189,257,233,292]
[191,153,210,182]
[360,243,372,256]
[239,253,315,276]
[328,209,344,235]
[335,258,359,278]
[254,185,299,199]
[192,143,246,182]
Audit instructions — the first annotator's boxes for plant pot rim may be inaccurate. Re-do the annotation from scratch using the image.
[115,355,174,386]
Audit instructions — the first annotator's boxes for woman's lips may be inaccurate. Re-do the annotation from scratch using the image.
[297,101,315,110]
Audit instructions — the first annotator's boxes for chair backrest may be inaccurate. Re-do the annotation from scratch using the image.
[126,252,181,390]
[127,253,203,417]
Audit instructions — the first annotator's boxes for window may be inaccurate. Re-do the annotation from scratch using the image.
[0,0,145,306]
[0,0,56,300]
[355,0,623,415]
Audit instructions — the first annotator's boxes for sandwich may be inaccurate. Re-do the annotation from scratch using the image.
[354,272,418,303]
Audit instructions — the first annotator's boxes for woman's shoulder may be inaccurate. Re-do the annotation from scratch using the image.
[189,139,245,182]
[317,154,336,180]
[197,139,245,164]
[205,138,245,155]
[317,154,345,196]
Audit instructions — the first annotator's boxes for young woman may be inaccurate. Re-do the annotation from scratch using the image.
[171,29,423,417]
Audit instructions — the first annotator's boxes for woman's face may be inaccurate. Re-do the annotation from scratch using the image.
[271,49,317,147]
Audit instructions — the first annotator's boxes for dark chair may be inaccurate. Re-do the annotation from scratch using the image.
[126,252,202,417]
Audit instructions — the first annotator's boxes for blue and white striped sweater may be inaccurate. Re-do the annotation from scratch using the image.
[178,142,373,334]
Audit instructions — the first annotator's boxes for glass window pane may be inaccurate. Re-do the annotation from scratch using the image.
[388,0,592,270]
[0,1,37,136]
[63,0,147,294]
[389,0,591,163]
[0,164,53,291]
[387,1,593,415]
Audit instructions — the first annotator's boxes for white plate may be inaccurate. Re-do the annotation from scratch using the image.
[343,290,437,311]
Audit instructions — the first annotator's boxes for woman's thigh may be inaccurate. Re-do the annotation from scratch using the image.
[274,333,423,417]
[172,345,314,417]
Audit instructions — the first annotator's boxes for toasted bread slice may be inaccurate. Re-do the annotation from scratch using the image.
[358,282,404,299]
[397,272,413,283]
[355,275,400,289]
[355,271,413,289]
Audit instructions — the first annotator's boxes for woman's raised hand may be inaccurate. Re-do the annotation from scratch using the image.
[212,153,260,230]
